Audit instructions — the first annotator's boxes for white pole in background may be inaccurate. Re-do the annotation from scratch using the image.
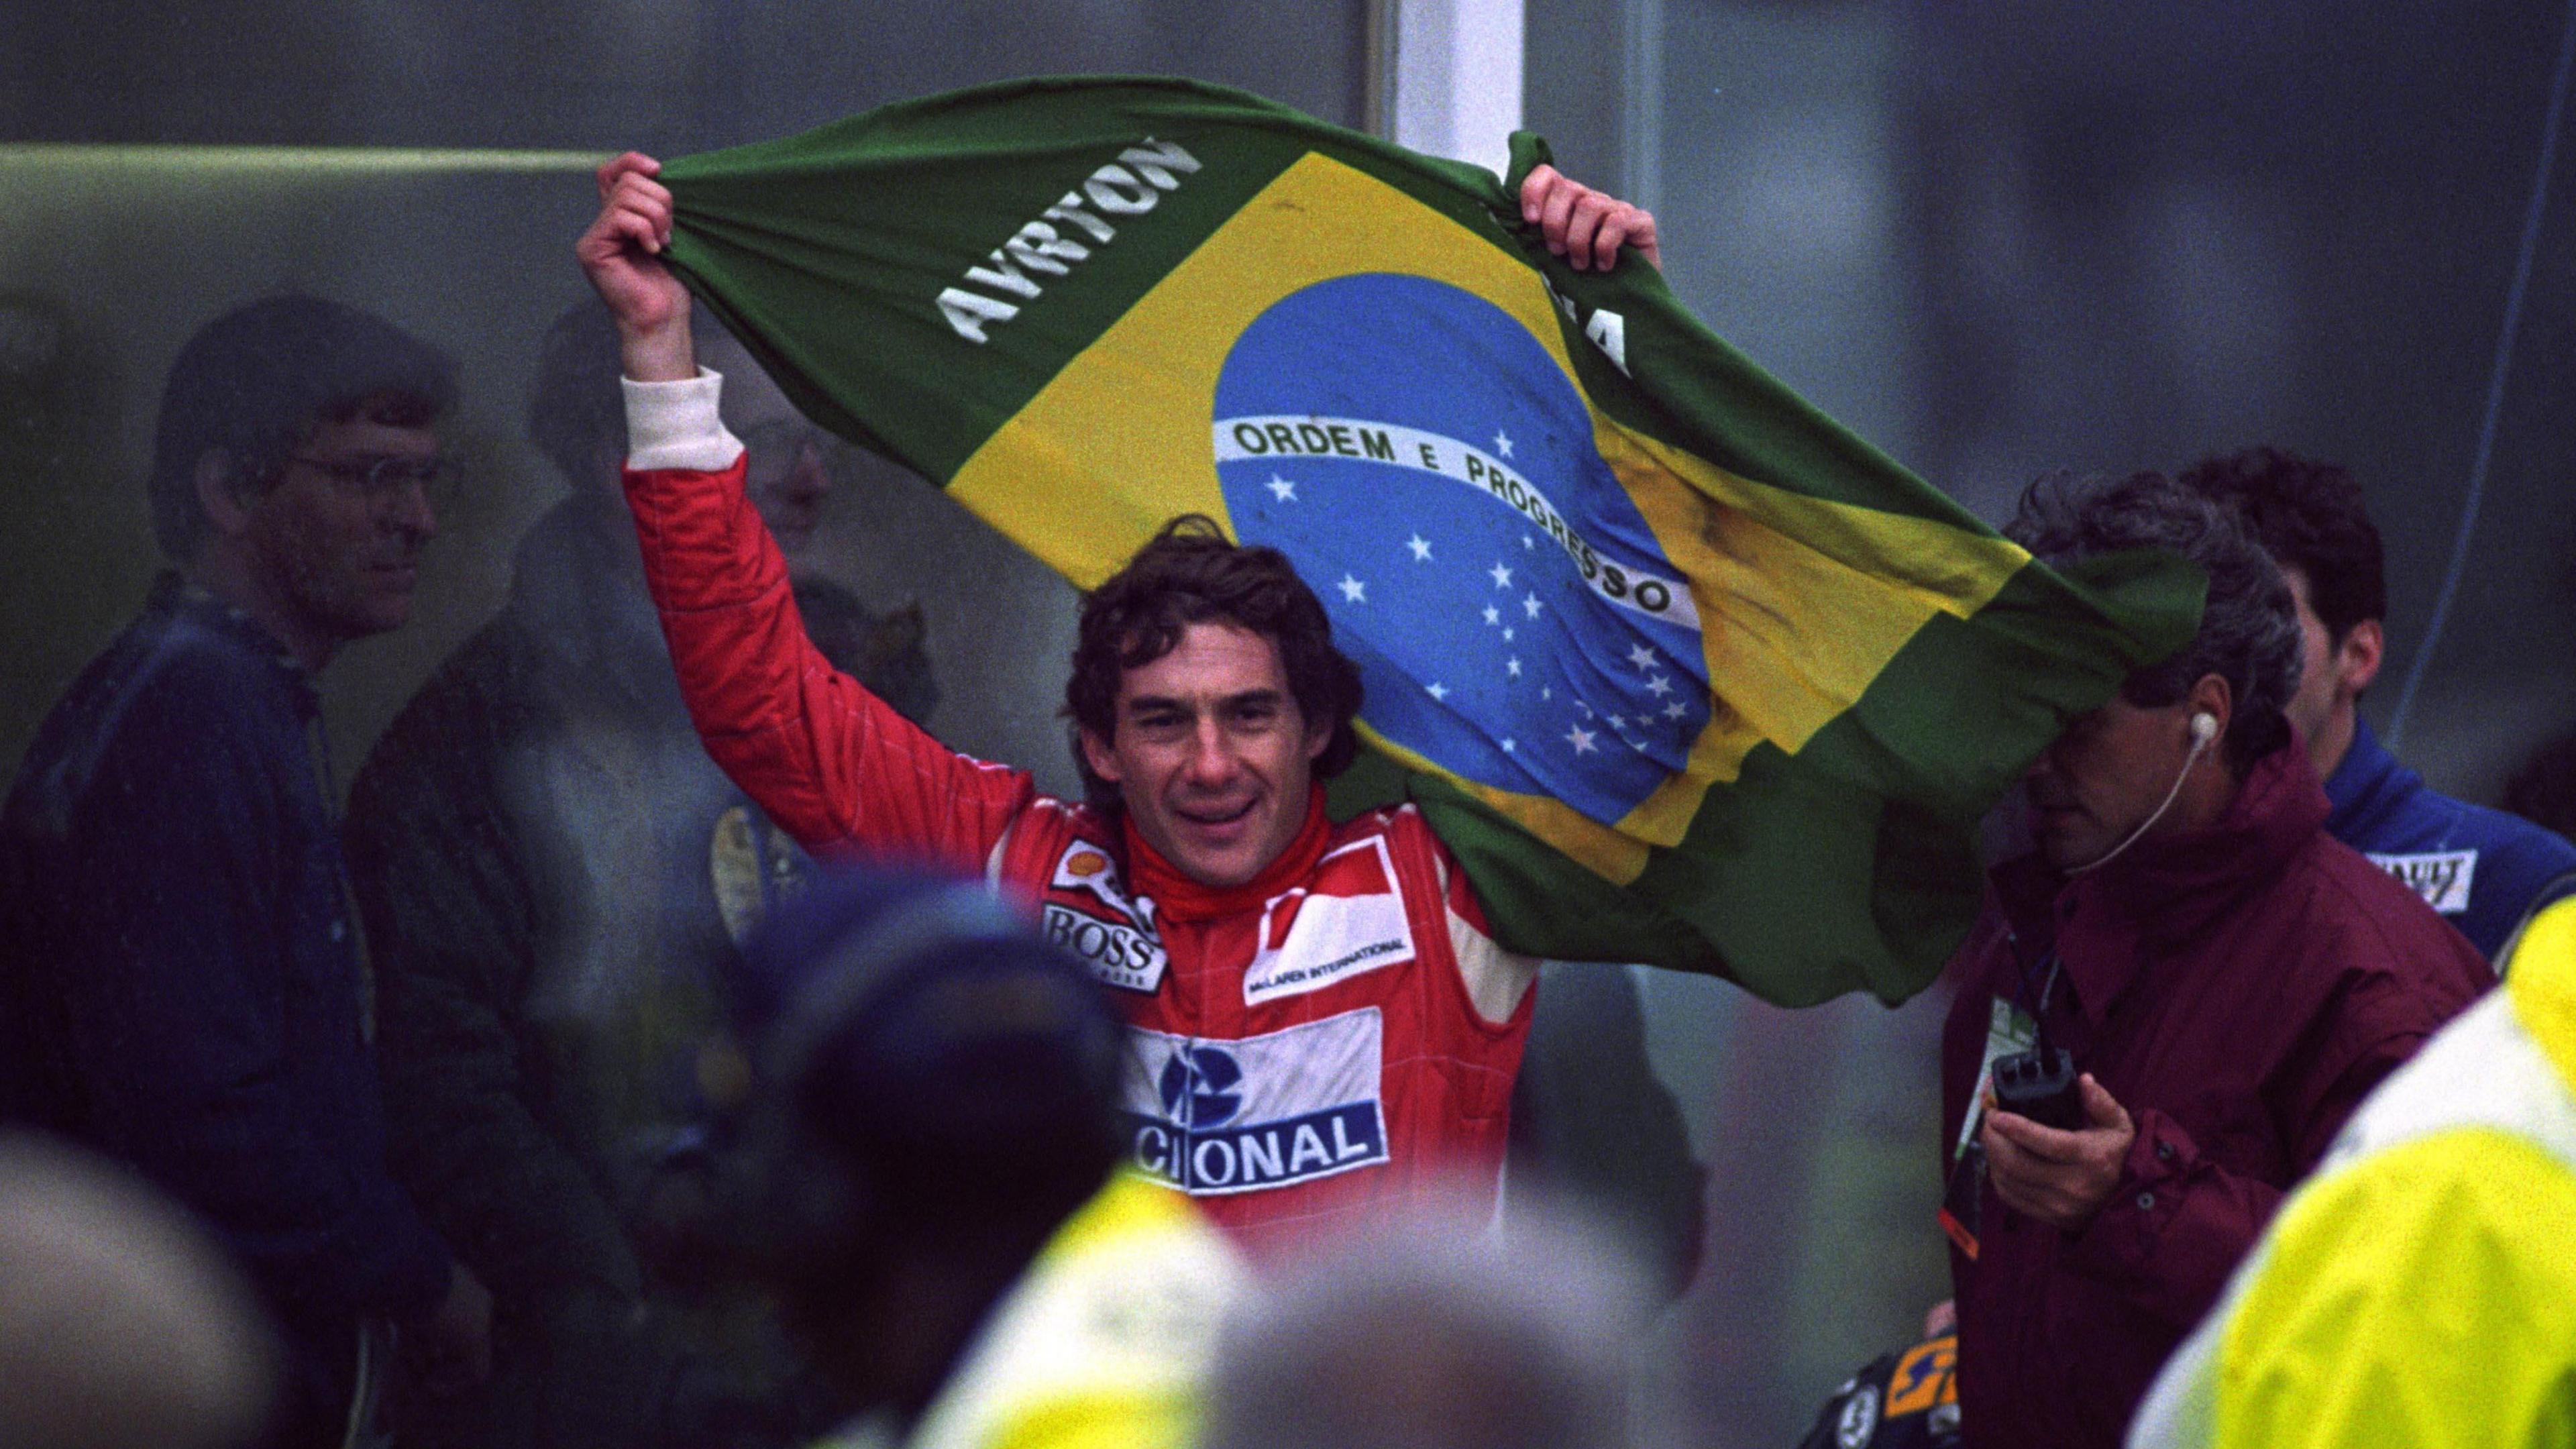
[1620,0,1664,215]
[1387,0,1525,177]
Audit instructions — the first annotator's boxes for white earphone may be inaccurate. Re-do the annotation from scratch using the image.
[2066,710,2220,875]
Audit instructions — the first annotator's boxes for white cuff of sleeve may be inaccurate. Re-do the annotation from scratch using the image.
[623,368,745,473]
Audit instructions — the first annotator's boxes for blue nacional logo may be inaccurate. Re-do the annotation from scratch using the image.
[1122,1011,1391,1195]
[1212,272,1709,826]
[1159,1044,1244,1130]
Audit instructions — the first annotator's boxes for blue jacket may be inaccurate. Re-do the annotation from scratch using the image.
[2325,718,2576,962]
[0,576,451,1393]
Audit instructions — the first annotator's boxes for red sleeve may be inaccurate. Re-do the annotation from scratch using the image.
[622,455,1034,870]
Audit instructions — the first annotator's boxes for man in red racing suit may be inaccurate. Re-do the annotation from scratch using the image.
[576,152,1655,1250]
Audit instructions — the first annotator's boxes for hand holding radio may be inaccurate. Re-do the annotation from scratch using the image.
[1981,1072,2135,1232]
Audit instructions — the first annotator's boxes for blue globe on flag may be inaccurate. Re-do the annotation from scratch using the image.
[1213,272,1709,826]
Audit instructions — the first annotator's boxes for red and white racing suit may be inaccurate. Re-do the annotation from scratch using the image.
[621,372,1538,1250]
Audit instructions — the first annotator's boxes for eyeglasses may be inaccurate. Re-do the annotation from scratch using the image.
[288,452,453,509]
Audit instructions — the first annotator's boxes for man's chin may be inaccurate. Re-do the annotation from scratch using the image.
[1166,835,1261,888]
[2028,818,2094,873]
[338,596,416,640]
[2036,831,2121,875]
[1157,812,1275,887]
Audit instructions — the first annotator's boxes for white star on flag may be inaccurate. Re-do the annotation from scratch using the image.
[1646,674,1674,696]
[1267,476,1297,502]
[1501,739,1517,753]
[1494,430,1514,458]
[1338,574,1366,603]
[1482,604,1501,627]
[1566,724,1598,754]
[1627,643,1657,669]
[1503,627,1515,641]
[1488,561,1513,588]
[1407,534,1433,561]
[1427,682,1450,700]
[1663,701,1688,719]
[1506,657,1522,677]
[1522,593,1543,619]
[1607,714,1626,729]
[1521,535,1535,550]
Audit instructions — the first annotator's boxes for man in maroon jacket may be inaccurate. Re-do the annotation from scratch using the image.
[1932,472,2489,1448]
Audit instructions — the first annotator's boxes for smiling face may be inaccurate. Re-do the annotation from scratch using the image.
[237,415,441,644]
[1079,621,1331,888]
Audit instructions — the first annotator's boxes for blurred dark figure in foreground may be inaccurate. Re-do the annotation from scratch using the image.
[1199,1191,1655,1449]
[0,1132,278,1449]
[706,868,1246,1449]
[343,300,935,1449]
[0,296,490,1448]
[1933,472,2489,1449]
[2179,447,2576,961]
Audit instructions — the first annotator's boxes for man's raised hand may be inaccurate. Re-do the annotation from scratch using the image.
[1519,164,1661,273]
[576,152,696,381]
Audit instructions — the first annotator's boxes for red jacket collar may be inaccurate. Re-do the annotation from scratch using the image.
[1996,741,2330,1024]
[1124,792,1332,923]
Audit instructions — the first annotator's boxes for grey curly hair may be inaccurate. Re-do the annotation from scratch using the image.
[2006,470,2304,776]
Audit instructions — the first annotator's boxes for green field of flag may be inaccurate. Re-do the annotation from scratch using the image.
[655,76,2200,1006]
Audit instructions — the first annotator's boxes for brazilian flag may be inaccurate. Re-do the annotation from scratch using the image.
[657,76,2199,1007]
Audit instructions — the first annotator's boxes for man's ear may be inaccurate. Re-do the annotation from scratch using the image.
[1079,727,1123,786]
[2337,619,2385,695]
[193,449,256,539]
[2188,672,2235,744]
[1304,716,1332,763]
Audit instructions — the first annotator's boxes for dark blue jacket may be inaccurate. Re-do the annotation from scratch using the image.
[2325,718,2576,961]
[0,576,450,1395]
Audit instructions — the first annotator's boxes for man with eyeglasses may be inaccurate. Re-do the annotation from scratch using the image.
[0,295,492,1449]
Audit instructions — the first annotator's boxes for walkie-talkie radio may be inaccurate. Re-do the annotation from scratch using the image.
[1990,1038,2085,1130]
[1938,948,2088,1260]
[1992,948,2085,1130]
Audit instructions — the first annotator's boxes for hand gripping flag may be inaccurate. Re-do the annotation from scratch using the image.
[654,76,2202,1007]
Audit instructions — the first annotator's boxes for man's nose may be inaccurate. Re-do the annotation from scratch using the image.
[1182,718,1239,786]
[785,438,831,498]
[382,478,437,539]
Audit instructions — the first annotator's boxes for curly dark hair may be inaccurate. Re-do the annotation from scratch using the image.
[2176,447,2386,641]
[2007,471,2304,777]
[1063,515,1363,816]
